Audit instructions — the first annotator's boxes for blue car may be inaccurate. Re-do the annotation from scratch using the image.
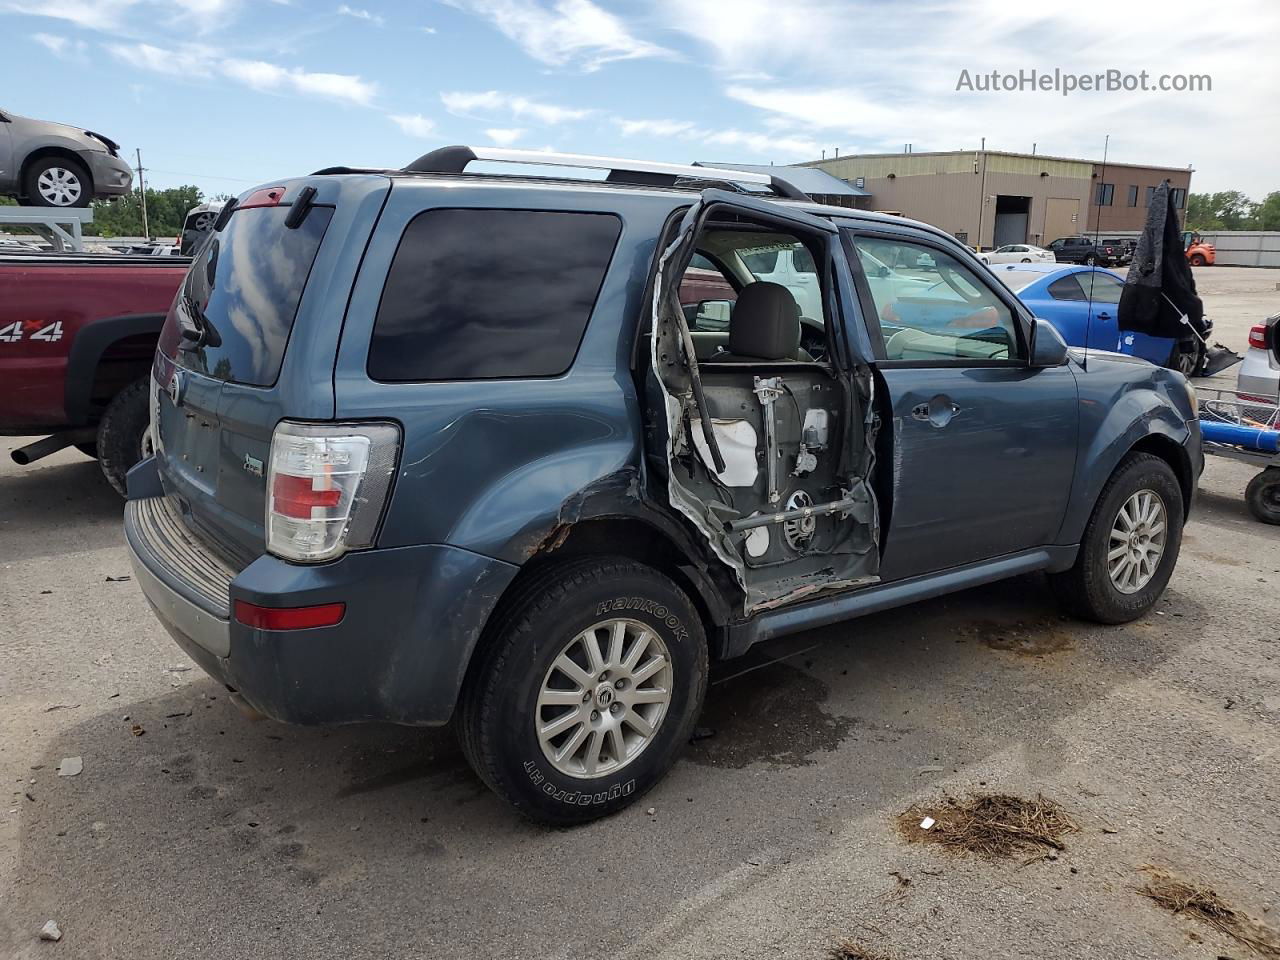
[988,262,1198,373]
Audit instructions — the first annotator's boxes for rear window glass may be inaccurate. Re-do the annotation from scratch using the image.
[168,205,333,386]
[367,208,622,381]
[992,269,1046,294]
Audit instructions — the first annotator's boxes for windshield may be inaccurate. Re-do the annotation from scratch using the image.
[164,204,333,386]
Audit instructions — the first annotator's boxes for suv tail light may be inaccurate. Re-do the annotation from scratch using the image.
[266,421,400,562]
[1249,324,1269,350]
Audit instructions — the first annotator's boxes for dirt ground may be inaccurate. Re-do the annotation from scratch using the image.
[2,268,1278,960]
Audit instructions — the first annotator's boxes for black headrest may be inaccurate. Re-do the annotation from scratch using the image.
[728,282,801,360]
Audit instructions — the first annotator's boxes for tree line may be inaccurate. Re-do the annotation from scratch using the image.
[0,185,228,237]
[1186,190,1280,232]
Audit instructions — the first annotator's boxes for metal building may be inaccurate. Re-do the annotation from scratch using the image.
[796,150,1193,249]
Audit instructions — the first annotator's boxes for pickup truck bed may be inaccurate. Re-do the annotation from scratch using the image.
[0,253,188,491]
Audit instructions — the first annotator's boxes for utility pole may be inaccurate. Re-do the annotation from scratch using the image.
[975,137,988,251]
[135,148,150,241]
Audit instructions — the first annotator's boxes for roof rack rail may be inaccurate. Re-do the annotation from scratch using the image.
[401,145,810,201]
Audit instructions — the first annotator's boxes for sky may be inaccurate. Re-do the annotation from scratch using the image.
[1,0,1277,200]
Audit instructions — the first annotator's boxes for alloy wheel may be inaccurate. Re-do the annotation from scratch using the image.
[535,618,673,779]
[36,167,84,206]
[1108,489,1167,593]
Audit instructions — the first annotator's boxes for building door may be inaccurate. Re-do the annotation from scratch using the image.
[993,196,1030,247]
[1043,197,1079,244]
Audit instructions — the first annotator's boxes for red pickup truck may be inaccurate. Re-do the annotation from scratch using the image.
[1,253,188,493]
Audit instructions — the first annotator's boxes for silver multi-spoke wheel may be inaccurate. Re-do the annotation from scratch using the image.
[36,167,84,206]
[535,618,673,779]
[1108,488,1167,594]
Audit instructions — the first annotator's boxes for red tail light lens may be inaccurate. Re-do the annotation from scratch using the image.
[271,473,343,519]
[1249,325,1268,350]
[234,600,346,630]
[239,186,287,209]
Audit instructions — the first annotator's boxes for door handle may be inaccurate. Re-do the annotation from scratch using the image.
[912,395,961,427]
[1096,311,1112,320]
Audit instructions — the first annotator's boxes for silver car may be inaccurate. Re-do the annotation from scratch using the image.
[1239,313,1280,400]
[0,108,134,207]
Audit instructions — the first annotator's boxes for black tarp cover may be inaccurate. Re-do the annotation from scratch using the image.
[1118,181,1208,339]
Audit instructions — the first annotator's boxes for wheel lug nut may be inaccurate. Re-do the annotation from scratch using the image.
[590,710,599,721]
[615,680,625,689]
[582,692,591,702]
[610,704,621,715]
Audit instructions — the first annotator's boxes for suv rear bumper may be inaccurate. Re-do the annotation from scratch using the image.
[125,491,519,726]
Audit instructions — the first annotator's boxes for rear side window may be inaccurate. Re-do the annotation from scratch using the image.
[368,208,622,381]
[171,205,334,386]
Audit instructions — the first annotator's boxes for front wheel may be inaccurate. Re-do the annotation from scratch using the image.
[1085,255,1097,266]
[1049,452,1184,623]
[22,156,92,208]
[1246,468,1280,524]
[458,557,708,824]
[1189,253,1207,267]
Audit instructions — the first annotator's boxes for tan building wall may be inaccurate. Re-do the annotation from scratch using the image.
[799,151,1192,248]
[1087,163,1192,233]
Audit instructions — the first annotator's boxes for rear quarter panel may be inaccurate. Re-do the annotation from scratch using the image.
[1057,353,1197,543]
[332,182,680,563]
[0,256,186,430]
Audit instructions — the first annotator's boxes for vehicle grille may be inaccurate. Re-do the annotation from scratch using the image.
[126,495,239,617]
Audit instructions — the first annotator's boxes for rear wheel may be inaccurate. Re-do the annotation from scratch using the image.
[1246,468,1280,524]
[1049,452,1184,623]
[22,156,92,208]
[1085,255,1097,266]
[458,557,708,824]
[97,378,152,496]
[1189,253,1207,267]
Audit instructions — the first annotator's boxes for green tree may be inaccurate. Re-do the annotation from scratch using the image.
[1254,191,1280,231]
[1185,190,1259,230]
[87,185,204,237]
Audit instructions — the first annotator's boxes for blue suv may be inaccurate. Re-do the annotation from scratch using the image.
[125,146,1202,823]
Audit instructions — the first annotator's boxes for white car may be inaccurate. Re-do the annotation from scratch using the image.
[979,244,1056,265]
[1239,313,1279,400]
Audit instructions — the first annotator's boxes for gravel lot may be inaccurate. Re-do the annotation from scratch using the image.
[2,268,1278,960]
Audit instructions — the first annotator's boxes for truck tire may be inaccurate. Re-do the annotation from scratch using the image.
[1245,468,1280,524]
[97,378,151,496]
[458,556,708,825]
[1084,255,1097,266]
[1188,253,1207,267]
[22,156,92,208]
[1049,452,1184,624]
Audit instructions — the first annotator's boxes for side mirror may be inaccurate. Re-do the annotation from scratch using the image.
[695,299,732,329]
[1029,317,1070,367]
[876,265,891,279]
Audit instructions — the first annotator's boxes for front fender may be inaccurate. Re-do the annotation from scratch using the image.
[1057,375,1193,544]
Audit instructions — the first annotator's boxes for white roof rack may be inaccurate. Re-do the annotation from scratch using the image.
[400,145,809,200]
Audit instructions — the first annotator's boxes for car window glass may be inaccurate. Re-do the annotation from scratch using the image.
[368,208,621,381]
[1047,274,1088,301]
[1079,271,1124,305]
[851,235,1021,363]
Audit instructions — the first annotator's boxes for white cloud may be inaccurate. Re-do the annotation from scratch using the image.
[614,118,696,138]
[337,4,383,26]
[441,90,590,124]
[106,42,377,106]
[654,0,1280,194]
[2,0,139,31]
[484,127,525,145]
[389,113,436,137]
[443,0,671,71]
[612,116,821,162]
[420,25,437,34]
[32,32,88,57]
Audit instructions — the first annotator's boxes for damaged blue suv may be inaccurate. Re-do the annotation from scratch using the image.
[125,146,1202,823]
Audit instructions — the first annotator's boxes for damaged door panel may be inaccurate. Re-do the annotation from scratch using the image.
[645,190,880,614]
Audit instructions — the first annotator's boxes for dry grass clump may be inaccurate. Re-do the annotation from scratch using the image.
[827,940,895,960]
[896,792,1077,860]
[1140,867,1280,959]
